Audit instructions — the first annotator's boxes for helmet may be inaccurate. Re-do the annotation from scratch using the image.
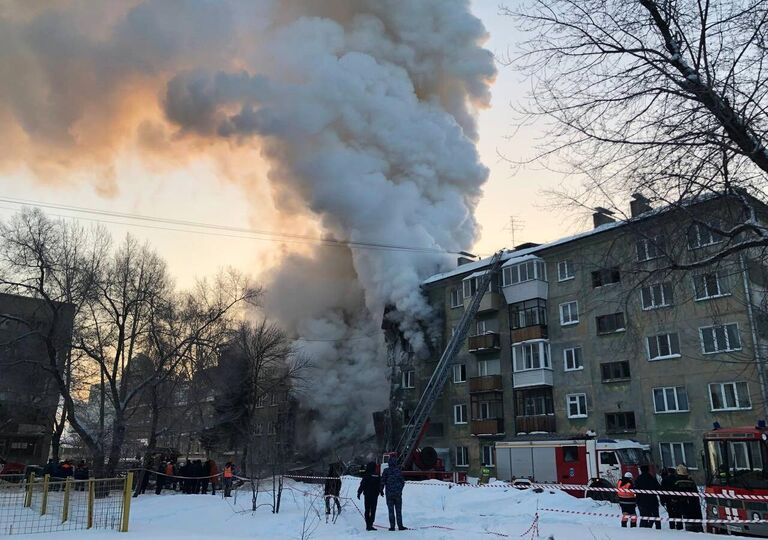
[623,472,633,479]
[676,464,688,476]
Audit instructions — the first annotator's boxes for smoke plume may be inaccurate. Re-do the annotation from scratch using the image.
[0,0,495,450]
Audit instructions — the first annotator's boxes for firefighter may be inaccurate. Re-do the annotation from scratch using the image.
[634,464,661,529]
[380,455,407,531]
[223,461,235,497]
[674,464,703,533]
[617,471,637,528]
[661,467,682,529]
[324,464,342,516]
[357,462,381,531]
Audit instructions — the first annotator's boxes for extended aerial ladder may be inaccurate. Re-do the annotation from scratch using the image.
[391,250,504,468]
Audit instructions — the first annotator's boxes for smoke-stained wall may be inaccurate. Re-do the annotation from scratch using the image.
[0,0,495,450]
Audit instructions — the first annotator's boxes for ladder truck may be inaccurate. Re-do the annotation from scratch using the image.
[382,251,504,482]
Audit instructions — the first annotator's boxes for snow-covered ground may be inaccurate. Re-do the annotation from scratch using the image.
[22,477,723,539]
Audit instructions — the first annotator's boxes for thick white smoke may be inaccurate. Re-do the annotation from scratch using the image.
[0,0,494,449]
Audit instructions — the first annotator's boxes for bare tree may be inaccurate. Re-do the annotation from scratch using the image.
[506,0,768,263]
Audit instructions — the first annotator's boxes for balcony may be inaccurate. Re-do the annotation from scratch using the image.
[470,418,505,436]
[515,414,556,433]
[511,325,548,344]
[469,375,503,394]
[464,291,503,314]
[468,332,500,352]
[513,368,553,389]
[502,280,548,305]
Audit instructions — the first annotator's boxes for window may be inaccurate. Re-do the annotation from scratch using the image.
[693,272,729,300]
[510,299,547,329]
[476,319,496,334]
[516,388,554,416]
[641,282,673,309]
[559,301,579,325]
[646,332,681,360]
[502,259,547,286]
[659,442,696,469]
[709,382,751,411]
[455,446,469,467]
[462,277,478,299]
[653,386,689,413]
[567,393,588,418]
[267,422,277,435]
[477,358,501,376]
[688,221,722,249]
[591,267,621,288]
[453,404,468,424]
[596,312,625,334]
[271,392,279,406]
[479,401,492,419]
[449,287,463,308]
[482,446,495,467]
[563,446,580,462]
[563,347,583,371]
[256,395,267,408]
[513,341,551,371]
[605,412,636,433]
[255,423,263,435]
[453,364,467,383]
[558,260,575,281]
[601,361,630,381]
[402,370,415,389]
[700,323,741,353]
[600,452,618,466]
[636,236,665,262]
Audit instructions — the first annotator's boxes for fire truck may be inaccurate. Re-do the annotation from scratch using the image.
[704,423,768,536]
[494,436,651,496]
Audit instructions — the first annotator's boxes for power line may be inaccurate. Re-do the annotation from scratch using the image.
[0,196,463,256]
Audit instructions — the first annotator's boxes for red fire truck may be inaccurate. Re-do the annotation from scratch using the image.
[704,424,768,536]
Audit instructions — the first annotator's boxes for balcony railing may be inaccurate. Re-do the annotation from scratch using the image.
[469,375,503,393]
[468,332,500,352]
[465,292,503,313]
[510,325,548,344]
[470,418,505,436]
[515,414,556,433]
[512,368,553,389]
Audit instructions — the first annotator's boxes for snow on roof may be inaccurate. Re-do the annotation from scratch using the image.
[501,254,542,268]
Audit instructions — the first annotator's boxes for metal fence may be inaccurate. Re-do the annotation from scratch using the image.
[0,472,133,535]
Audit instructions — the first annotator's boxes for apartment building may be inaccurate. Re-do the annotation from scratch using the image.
[402,193,768,482]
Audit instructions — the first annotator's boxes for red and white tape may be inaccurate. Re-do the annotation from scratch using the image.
[539,506,767,525]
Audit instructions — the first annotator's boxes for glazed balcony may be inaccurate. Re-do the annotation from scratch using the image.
[470,418,505,436]
[469,375,503,394]
[464,291,504,314]
[468,332,500,353]
[512,368,553,389]
[515,414,556,434]
[510,325,548,344]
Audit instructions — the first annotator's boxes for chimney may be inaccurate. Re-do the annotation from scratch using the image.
[592,207,616,228]
[457,251,477,266]
[629,193,652,217]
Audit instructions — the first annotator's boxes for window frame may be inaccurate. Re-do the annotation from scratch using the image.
[453,403,468,424]
[566,393,588,419]
[452,363,467,383]
[563,346,583,371]
[559,301,579,326]
[591,266,621,288]
[709,381,752,411]
[455,446,469,467]
[513,340,551,372]
[687,221,723,250]
[699,323,742,354]
[596,312,626,335]
[658,442,698,470]
[641,282,674,310]
[693,272,730,301]
[646,332,681,361]
[449,286,463,308]
[482,445,496,467]
[605,411,637,433]
[601,361,631,382]
[402,370,415,389]
[652,386,689,413]
[636,235,665,262]
[558,260,575,282]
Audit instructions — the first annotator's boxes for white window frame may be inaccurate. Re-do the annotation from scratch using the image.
[636,236,664,262]
[455,446,469,467]
[566,393,588,419]
[641,282,673,310]
[646,332,681,361]
[477,358,501,376]
[700,323,742,354]
[453,403,468,424]
[482,445,495,467]
[513,341,551,372]
[452,363,467,383]
[658,442,697,470]
[688,221,723,249]
[559,301,579,326]
[652,386,689,413]
[693,272,729,301]
[402,370,415,389]
[709,381,752,411]
[502,260,547,287]
[558,260,575,282]
[563,346,583,371]
[449,286,463,308]
[462,277,479,299]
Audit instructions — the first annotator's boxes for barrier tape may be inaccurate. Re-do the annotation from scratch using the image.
[539,506,767,525]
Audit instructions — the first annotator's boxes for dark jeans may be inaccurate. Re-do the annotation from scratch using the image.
[364,496,378,530]
[638,504,660,529]
[667,507,683,530]
[325,495,341,515]
[620,502,637,528]
[386,494,404,529]
[201,478,209,494]
[155,475,164,495]
[223,478,233,497]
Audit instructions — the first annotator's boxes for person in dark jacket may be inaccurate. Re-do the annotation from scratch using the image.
[74,460,88,491]
[191,460,204,494]
[179,461,191,494]
[660,467,681,529]
[380,455,407,531]
[634,465,661,529]
[674,465,703,533]
[155,461,166,495]
[357,462,381,531]
[324,464,342,516]
[617,472,637,528]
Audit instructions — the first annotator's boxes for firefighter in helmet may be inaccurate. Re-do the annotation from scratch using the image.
[617,471,637,528]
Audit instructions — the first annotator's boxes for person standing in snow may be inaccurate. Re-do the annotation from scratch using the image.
[634,464,661,529]
[380,455,407,531]
[357,462,381,531]
[661,467,682,529]
[673,464,703,533]
[617,471,637,528]
[324,464,342,516]
[223,461,235,497]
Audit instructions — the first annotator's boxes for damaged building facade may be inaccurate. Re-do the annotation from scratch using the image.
[398,193,768,482]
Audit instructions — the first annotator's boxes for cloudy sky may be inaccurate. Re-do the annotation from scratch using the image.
[0,1,571,288]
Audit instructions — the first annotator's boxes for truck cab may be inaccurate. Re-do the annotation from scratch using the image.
[596,439,653,486]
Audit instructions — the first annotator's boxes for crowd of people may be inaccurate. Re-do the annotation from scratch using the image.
[616,464,703,532]
[42,458,89,485]
[137,458,237,498]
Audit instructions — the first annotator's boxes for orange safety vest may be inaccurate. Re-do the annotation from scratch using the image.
[165,463,174,476]
[224,465,233,479]
[617,479,635,501]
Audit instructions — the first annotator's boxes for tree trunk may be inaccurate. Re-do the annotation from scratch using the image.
[50,408,67,463]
